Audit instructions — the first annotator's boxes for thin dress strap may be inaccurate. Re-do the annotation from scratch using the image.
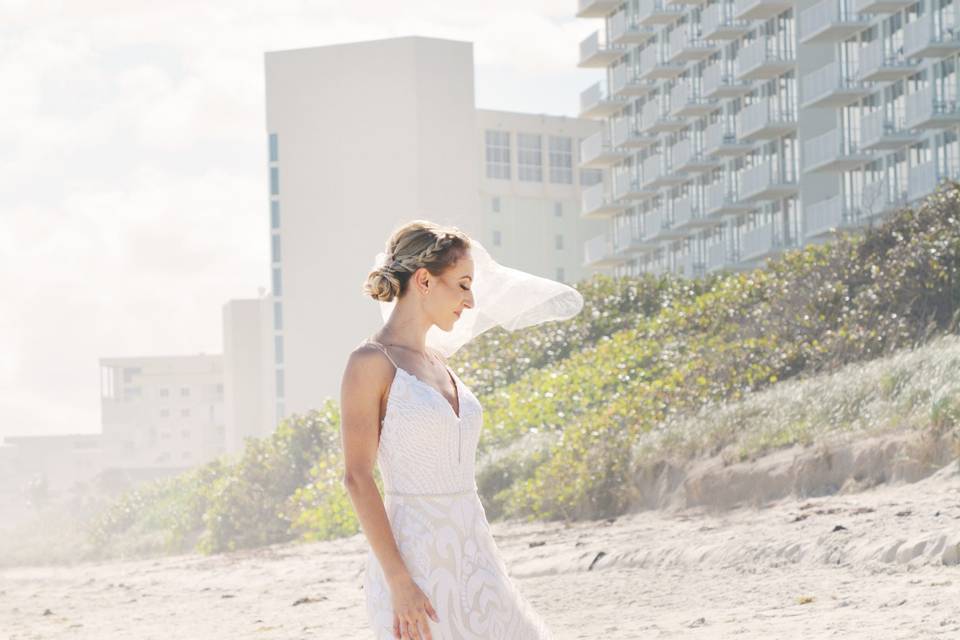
[364,338,400,369]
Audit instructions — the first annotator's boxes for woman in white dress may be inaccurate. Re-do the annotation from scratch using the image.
[340,220,582,640]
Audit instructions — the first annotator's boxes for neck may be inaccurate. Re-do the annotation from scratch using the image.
[373,296,432,352]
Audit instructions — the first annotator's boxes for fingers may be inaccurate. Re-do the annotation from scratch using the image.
[425,600,440,623]
[393,613,401,639]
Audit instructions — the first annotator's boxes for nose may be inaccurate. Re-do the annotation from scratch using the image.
[464,290,475,309]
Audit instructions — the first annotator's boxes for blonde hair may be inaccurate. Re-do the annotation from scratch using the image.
[363,220,471,302]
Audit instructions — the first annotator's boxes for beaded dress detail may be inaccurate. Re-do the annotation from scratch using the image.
[361,338,553,639]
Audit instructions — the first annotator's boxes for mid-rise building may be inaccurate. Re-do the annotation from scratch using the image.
[576,0,960,278]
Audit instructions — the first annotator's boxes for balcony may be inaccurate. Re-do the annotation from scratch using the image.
[637,0,684,25]
[639,44,685,80]
[702,62,752,98]
[673,194,715,229]
[736,39,795,81]
[734,0,792,21]
[611,64,656,98]
[739,223,781,262]
[580,81,626,119]
[905,85,960,130]
[908,160,960,203]
[805,195,861,239]
[579,31,624,68]
[706,241,737,272]
[740,162,799,201]
[860,109,922,150]
[854,0,915,15]
[581,182,628,219]
[641,154,687,189]
[643,207,685,242]
[702,3,750,40]
[577,0,621,18]
[640,99,685,134]
[667,25,718,62]
[858,40,921,82]
[904,12,960,59]
[673,137,721,172]
[610,9,656,45]
[678,252,707,279]
[802,128,872,173]
[738,99,797,141]
[580,129,629,168]
[584,233,623,268]
[705,180,756,215]
[704,120,754,157]
[798,0,869,44]
[860,178,907,217]
[614,170,659,201]
[670,82,715,117]
[612,117,659,149]
[800,62,870,108]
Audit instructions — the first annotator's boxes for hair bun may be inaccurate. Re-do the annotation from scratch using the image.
[363,267,401,302]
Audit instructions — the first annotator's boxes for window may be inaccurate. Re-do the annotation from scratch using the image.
[160,408,170,418]
[554,202,563,217]
[270,167,279,195]
[580,168,603,187]
[271,201,280,229]
[180,387,190,397]
[555,234,564,250]
[493,230,502,246]
[181,429,190,437]
[159,388,169,398]
[275,335,284,365]
[272,266,282,297]
[122,367,141,384]
[216,383,223,395]
[485,130,511,179]
[549,136,573,184]
[556,267,565,282]
[271,234,281,263]
[276,402,285,422]
[268,133,278,162]
[492,196,501,212]
[275,369,285,398]
[517,133,543,182]
[180,408,190,417]
[274,302,283,330]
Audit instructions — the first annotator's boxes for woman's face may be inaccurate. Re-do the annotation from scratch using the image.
[421,250,475,331]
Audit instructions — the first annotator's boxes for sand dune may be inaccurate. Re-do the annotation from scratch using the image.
[2,457,958,639]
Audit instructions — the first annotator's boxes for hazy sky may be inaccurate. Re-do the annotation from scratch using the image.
[0,0,598,438]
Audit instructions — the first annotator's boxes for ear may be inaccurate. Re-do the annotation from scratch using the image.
[412,267,430,294]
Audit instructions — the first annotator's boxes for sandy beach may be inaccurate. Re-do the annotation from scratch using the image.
[2,457,958,640]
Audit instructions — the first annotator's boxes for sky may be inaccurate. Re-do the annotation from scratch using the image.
[0,0,599,438]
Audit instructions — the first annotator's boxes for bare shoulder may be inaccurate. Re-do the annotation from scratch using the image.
[341,343,395,391]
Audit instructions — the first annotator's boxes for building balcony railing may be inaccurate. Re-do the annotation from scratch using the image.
[639,44,685,80]
[640,100,685,134]
[672,194,714,229]
[702,2,750,40]
[860,109,921,150]
[609,9,656,45]
[673,137,720,173]
[667,25,718,62]
[581,182,628,219]
[579,30,625,68]
[739,223,782,262]
[860,178,907,217]
[642,207,686,242]
[669,81,714,117]
[800,61,870,108]
[734,0,793,21]
[908,160,960,203]
[577,0,622,19]
[905,85,960,130]
[858,40,921,82]
[738,98,797,141]
[903,10,960,59]
[736,38,795,81]
[579,81,627,119]
[580,129,629,168]
[740,162,799,202]
[705,180,755,215]
[706,240,737,271]
[637,0,684,26]
[854,0,916,16]
[678,251,707,279]
[802,128,872,173]
[704,120,754,157]
[641,154,686,189]
[611,63,656,98]
[614,169,659,201]
[703,62,752,98]
[583,233,623,268]
[612,116,659,149]
[805,195,861,239]
[798,0,869,44]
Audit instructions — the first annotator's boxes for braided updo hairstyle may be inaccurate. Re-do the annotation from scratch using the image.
[363,220,471,302]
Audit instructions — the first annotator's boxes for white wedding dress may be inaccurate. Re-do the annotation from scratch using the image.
[361,339,553,639]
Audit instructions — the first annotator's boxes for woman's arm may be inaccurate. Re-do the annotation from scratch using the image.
[340,345,409,584]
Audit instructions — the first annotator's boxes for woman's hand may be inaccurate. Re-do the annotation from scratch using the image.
[390,576,440,640]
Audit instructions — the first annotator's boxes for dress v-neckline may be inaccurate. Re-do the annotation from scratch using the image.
[367,339,462,419]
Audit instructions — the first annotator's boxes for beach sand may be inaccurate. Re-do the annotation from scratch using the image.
[2,460,958,639]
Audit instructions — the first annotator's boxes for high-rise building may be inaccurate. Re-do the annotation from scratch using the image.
[575,0,960,278]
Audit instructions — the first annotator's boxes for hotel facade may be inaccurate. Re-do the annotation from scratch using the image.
[576,0,960,277]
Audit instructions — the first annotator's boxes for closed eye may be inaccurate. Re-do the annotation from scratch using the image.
[460,285,471,291]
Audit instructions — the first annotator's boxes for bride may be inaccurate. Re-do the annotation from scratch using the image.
[340,220,582,640]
